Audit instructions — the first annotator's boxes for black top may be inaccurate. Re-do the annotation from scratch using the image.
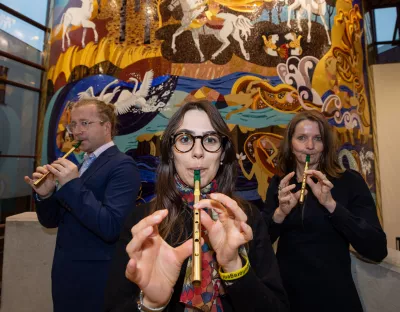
[263,169,387,312]
[104,202,290,312]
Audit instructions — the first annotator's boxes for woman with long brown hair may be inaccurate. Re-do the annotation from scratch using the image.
[104,101,289,312]
[263,110,387,312]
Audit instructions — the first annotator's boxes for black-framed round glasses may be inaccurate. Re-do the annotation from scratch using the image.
[172,132,225,153]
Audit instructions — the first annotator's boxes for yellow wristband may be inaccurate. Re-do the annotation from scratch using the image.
[218,256,250,281]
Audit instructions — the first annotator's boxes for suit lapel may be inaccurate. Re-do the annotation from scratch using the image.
[80,146,118,183]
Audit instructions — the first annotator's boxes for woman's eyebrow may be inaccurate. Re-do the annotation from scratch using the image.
[175,129,195,135]
[176,129,218,135]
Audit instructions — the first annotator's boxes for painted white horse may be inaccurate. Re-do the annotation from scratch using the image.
[285,0,331,45]
[53,0,98,51]
[168,0,253,62]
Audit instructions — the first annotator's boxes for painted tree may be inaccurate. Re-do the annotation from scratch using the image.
[277,1,284,24]
[264,1,274,22]
[144,0,151,44]
[119,0,152,44]
[120,0,127,42]
[326,0,337,30]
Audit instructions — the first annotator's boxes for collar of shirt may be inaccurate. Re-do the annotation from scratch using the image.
[83,141,115,161]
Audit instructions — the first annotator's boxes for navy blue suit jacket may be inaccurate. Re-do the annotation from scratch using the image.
[36,145,140,312]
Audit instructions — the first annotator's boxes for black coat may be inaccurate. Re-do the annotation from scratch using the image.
[104,202,290,312]
[263,170,387,312]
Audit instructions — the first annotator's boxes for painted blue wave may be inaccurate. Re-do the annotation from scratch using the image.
[175,72,283,95]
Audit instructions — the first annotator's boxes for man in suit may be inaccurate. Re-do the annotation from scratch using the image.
[24,99,140,312]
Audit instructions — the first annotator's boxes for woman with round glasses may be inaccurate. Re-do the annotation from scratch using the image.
[104,101,289,312]
[172,132,226,153]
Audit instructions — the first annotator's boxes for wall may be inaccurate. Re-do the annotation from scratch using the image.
[1,213,56,312]
[372,63,400,249]
[351,250,400,312]
[40,0,378,210]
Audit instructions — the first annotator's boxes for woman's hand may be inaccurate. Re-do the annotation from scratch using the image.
[273,171,302,223]
[125,209,192,308]
[305,169,336,213]
[194,193,253,273]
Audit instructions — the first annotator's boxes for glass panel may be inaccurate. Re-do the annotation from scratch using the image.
[0,157,34,199]
[0,196,32,224]
[1,0,49,26]
[376,44,400,64]
[0,157,33,223]
[0,30,43,65]
[377,44,397,54]
[374,7,398,42]
[0,9,45,51]
[0,56,42,88]
[364,11,373,45]
[0,85,39,156]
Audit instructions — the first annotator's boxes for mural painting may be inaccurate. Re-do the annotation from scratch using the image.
[40,0,376,209]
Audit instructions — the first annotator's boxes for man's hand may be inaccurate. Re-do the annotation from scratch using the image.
[46,158,79,186]
[24,166,56,197]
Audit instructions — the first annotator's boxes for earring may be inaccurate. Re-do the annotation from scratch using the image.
[220,161,223,165]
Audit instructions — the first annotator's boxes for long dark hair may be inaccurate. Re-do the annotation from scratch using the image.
[277,110,343,178]
[151,101,250,244]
